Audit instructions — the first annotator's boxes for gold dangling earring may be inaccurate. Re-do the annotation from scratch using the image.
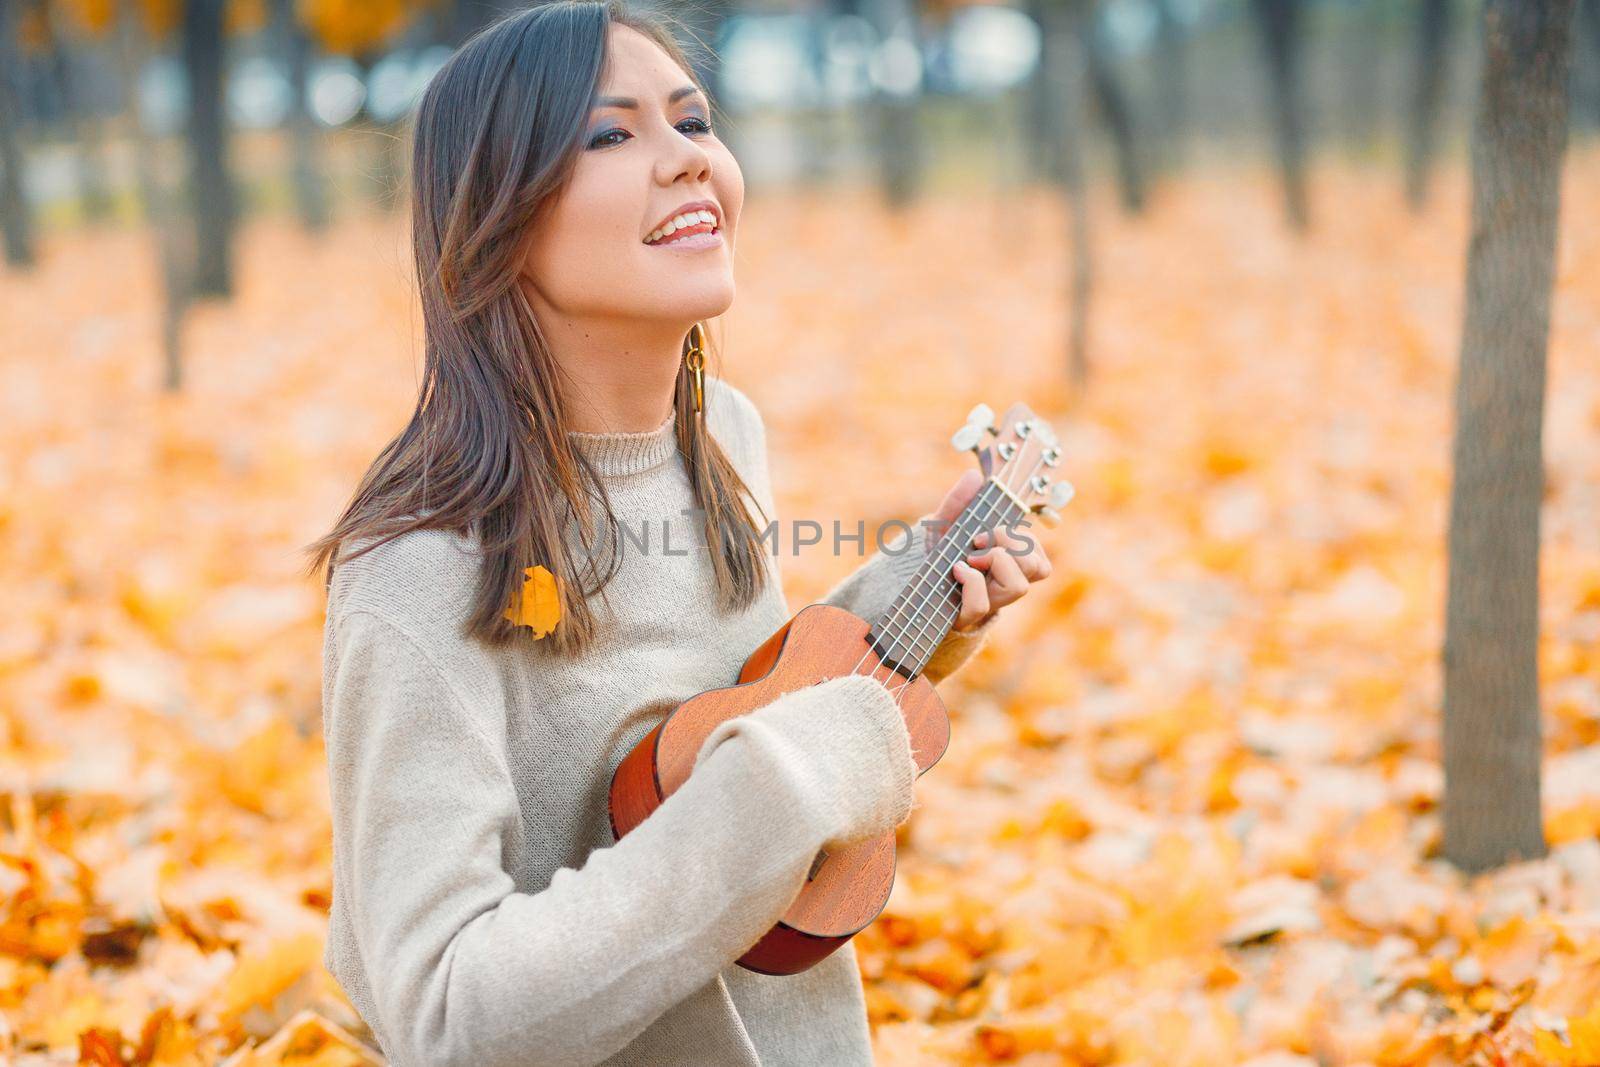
[685,322,707,415]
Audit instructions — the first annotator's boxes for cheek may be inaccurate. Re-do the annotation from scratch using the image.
[712,148,745,233]
[566,156,643,245]
[523,179,638,306]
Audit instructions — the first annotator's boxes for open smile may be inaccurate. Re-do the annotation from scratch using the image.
[644,200,723,249]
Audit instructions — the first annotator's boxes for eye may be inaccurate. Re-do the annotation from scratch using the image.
[588,116,713,151]
[588,128,629,150]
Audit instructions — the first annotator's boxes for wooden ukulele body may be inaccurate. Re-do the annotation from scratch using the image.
[607,602,951,976]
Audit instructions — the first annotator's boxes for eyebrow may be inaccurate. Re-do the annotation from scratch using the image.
[594,85,705,110]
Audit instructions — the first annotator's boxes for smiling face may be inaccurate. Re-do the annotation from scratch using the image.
[519,23,743,330]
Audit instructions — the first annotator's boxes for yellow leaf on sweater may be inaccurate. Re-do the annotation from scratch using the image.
[505,565,562,638]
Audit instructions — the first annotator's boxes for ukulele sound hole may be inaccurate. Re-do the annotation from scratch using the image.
[806,848,829,881]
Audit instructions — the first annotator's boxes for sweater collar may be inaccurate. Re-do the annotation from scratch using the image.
[568,408,679,478]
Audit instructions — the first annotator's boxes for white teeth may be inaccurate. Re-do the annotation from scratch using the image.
[647,209,718,244]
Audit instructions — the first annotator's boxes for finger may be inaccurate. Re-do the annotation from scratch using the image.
[951,559,991,627]
[980,548,1030,608]
[966,548,1028,609]
[1009,544,1051,583]
[973,523,1028,554]
[1024,549,1052,582]
[974,526,1051,583]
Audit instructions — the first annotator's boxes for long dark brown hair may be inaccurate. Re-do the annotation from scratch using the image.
[303,0,770,656]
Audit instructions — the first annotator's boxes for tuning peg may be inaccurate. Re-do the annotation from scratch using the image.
[953,402,998,452]
[1049,481,1076,509]
[1035,506,1062,529]
[951,422,987,452]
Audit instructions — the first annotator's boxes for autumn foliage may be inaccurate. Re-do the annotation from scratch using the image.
[42,0,423,54]
[2,154,1599,1064]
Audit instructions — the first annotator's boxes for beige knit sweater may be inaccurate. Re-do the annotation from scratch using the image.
[320,377,994,1066]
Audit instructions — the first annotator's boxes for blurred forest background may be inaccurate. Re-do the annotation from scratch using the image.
[3,0,1600,1064]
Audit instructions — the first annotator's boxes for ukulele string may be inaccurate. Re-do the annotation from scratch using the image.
[879,445,1049,697]
[848,469,1018,691]
[888,449,1048,676]
[877,462,1039,699]
[847,503,988,693]
[875,485,1008,696]
[845,491,1005,688]
[851,447,1036,700]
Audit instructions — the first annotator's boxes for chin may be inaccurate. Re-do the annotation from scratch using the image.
[656,280,735,321]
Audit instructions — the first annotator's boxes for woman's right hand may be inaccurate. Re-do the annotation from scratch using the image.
[693,672,919,852]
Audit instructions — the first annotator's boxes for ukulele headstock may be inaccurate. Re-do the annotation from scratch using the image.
[950,402,1075,528]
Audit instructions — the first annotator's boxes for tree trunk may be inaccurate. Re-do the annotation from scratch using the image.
[1442,0,1575,875]
[1151,0,1188,174]
[1580,0,1600,126]
[0,0,34,268]
[44,23,111,223]
[1037,0,1092,392]
[160,222,195,391]
[797,4,842,187]
[116,2,161,224]
[1405,0,1454,211]
[1024,0,1064,184]
[866,0,924,211]
[1337,0,1386,155]
[182,0,233,297]
[356,51,409,212]
[275,0,328,232]
[1085,2,1145,214]
[1251,0,1309,232]
[448,0,509,45]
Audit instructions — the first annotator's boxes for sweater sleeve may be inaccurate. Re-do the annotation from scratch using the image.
[325,609,915,1067]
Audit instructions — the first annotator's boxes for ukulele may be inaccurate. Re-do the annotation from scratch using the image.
[608,401,1074,975]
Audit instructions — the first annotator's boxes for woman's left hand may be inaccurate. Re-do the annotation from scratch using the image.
[917,469,1054,632]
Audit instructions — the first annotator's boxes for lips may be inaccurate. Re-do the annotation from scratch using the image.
[645,199,721,245]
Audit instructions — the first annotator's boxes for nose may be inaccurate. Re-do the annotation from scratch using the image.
[652,123,713,188]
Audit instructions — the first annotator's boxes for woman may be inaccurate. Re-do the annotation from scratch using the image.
[306,3,1050,1064]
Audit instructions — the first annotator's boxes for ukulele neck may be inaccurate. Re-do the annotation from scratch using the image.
[866,478,1028,678]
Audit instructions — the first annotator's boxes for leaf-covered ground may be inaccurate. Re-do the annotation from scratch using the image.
[2,152,1598,1065]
